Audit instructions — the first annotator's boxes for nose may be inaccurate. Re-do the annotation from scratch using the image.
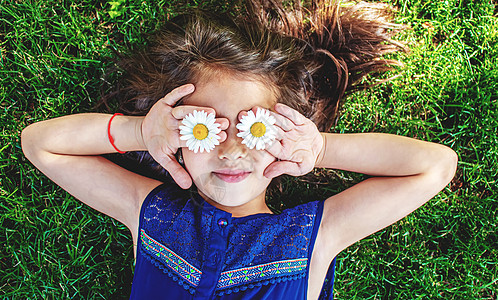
[217,125,248,161]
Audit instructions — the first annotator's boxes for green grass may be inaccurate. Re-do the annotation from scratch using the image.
[1,0,497,299]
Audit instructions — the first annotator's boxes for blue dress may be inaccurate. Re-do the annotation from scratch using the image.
[130,183,336,299]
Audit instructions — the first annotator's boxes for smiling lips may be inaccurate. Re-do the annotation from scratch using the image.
[213,169,252,183]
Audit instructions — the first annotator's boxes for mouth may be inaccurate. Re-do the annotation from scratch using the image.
[213,169,252,183]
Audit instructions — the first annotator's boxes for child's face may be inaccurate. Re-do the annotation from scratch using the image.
[181,75,277,213]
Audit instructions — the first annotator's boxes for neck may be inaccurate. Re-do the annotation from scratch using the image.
[198,189,273,217]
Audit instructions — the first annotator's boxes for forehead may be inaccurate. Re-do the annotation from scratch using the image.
[182,76,277,118]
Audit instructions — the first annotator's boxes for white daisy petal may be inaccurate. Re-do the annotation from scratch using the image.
[179,125,191,133]
[256,139,265,150]
[186,137,195,148]
[236,124,250,133]
[180,134,193,141]
[236,131,248,138]
[179,110,222,153]
[200,111,207,123]
[211,126,221,135]
[206,113,215,124]
[181,117,196,129]
[193,140,201,153]
[265,131,276,141]
[247,136,257,149]
[209,133,220,141]
[235,107,277,150]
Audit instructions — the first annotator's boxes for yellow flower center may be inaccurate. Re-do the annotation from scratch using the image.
[193,124,209,140]
[250,122,266,138]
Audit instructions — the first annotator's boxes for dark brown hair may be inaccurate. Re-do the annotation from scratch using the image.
[97,0,405,130]
[96,0,406,201]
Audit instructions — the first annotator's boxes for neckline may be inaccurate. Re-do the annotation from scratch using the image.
[190,189,274,221]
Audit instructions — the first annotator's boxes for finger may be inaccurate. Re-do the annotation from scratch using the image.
[171,105,216,120]
[217,118,229,130]
[265,139,284,160]
[218,130,228,143]
[174,107,229,137]
[165,117,180,129]
[237,107,293,132]
[263,160,301,178]
[237,110,249,121]
[240,106,295,132]
[255,106,295,131]
[273,123,287,141]
[159,84,195,107]
[176,130,228,149]
[157,155,193,189]
[237,107,271,122]
[270,110,295,132]
[236,110,286,139]
[274,103,307,126]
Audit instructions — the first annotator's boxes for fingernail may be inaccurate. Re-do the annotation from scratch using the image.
[183,84,195,93]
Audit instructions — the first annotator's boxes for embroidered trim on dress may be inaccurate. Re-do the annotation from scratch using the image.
[217,258,307,289]
[140,250,197,294]
[140,229,202,287]
[215,273,306,296]
[140,229,309,296]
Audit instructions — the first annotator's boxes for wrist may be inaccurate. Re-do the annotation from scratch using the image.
[135,116,147,150]
[315,132,327,168]
[109,115,147,152]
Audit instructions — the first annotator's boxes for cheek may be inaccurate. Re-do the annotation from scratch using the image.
[183,147,276,174]
[253,151,277,171]
[183,152,215,189]
[183,151,209,174]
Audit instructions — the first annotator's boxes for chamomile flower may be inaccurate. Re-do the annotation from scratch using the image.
[236,107,277,150]
[179,110,221,153]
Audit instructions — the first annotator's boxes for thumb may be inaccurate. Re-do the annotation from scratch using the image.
[264,161,300,178]
[158,155,193,189]
[160,84,195,107]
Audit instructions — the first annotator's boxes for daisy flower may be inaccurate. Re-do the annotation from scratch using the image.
[179,110,221,153]
[236,107,277,150]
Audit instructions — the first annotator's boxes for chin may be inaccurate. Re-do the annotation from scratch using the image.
[205,188,253,207]
[192,171,269,206]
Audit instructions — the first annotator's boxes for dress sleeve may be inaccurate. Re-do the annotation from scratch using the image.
[306,199,325,276]
[140,183,168,218]
[309,200,337,300]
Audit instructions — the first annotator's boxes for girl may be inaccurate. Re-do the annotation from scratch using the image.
[21,1,457,299]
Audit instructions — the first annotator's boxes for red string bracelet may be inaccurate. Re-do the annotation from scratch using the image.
[107,113,126,154]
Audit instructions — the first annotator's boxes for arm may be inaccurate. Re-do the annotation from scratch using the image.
[21,113,163,240]
[258,103,457,257]
[315,132,458,255]
[21,85,228,245]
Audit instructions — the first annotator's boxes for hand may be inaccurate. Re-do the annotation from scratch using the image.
[141,84,229,189]
[247,103,323,178]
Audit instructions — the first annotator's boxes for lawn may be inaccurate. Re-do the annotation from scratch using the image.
[1,0,496,299]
